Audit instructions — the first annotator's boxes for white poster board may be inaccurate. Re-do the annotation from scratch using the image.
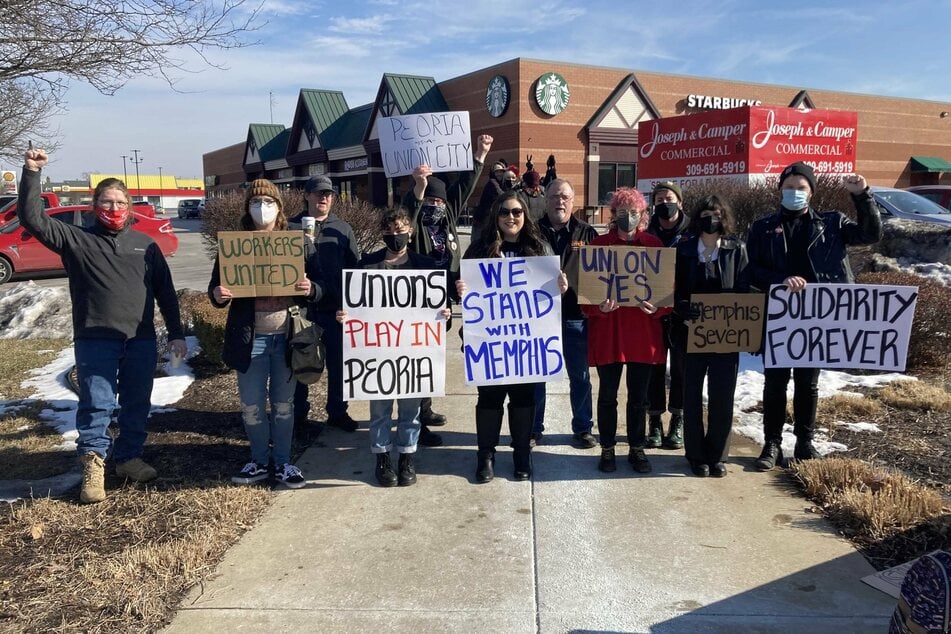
[378,111,472,178]
[341,269,448,400]
[764,283,918,371]
[460,256,565,386]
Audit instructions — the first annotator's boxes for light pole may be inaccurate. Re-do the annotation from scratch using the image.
[120,154,129,183]
[130,149,143,198]
[158,166,164,214]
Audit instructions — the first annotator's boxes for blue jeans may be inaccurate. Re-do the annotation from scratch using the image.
[75,338,157,462]
[368,398,421,453]
[236,334,296,467]
[533,319,594,435]
[294,311,347,420]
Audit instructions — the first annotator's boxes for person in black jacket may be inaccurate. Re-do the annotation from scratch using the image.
[747,162,882,470]
[674,195,749,477]
[20,148,186,504]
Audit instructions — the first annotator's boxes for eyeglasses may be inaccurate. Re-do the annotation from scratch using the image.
[311,191,333,198]
[547,193,572,201]
[98,200,129,209]
[498,208,524,217]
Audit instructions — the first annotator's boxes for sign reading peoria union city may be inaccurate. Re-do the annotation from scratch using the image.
[636,106,858,192]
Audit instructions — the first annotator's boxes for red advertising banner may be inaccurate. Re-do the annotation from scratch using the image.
[636,106,858,192]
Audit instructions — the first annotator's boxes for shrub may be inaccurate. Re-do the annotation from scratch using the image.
[190,301,228,367]
[856,270,951,371]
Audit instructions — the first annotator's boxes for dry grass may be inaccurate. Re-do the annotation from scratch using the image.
[877,379,951,412]
[0,338,69,400]
[0,403,75,480]
[0,485,270,633]
[816,393,883,420]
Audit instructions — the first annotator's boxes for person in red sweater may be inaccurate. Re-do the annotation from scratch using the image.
[582,188,669,474]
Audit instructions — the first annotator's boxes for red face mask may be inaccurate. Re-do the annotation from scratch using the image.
[95,206,130,231]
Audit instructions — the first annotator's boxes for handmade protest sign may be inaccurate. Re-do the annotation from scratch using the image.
[575,245,676,307]
[378,111,473,178]
[686,293,766,353]
[460,256,564,386]
[217,231,306,298]
[765,283,918,371]
[341,269,448,400]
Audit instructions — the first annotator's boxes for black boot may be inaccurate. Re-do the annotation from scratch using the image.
[508,404,535,481]
[375,453,397,487]
[794,437,820,461]
[645,415,664,448]
[475,408,503,484]
[663,413,684,449]
[397,453,417,486]
[476,450,495,483]
[598,447,617,472]
[754,441,784,471]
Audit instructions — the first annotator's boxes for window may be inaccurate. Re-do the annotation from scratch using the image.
[598,163,636,204]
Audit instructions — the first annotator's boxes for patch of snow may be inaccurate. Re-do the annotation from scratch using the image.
[835,421,883,433]
[0,282,73,339]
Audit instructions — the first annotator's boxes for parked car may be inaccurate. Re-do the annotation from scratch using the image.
[904,185,951,211]
[869,187,951,227]
[132,200,157,217]
[177,198,203,219]
[0,192,61,228]
[0,206,178,284]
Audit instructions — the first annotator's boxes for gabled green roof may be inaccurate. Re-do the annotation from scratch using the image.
[300,89,349,135]
[382,73,448,114]
[259,127,289,163]
[324,103,373,149]
[247,123,286,163]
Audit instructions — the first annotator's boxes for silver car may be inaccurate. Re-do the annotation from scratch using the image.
[869,186,951,226]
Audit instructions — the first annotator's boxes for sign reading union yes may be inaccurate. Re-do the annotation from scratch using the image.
[461,256,565,386]
[342,269,448,400]
[217,231,306,298]
[765,284,918,372]
[378,111,473,178]
[575,246,676,307]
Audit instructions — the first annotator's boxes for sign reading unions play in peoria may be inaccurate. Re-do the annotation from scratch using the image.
[636,105,858,192]
[378,111,472,178]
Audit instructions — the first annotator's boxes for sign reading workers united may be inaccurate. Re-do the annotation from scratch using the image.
[378,111,473,178]
[216,231,307,298]
[575,245,676,307]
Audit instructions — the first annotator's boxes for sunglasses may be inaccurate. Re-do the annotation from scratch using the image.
[498,208,524,218]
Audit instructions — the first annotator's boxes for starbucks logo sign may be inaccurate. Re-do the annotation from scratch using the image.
[534,72,570,115]
[485,75,510,118]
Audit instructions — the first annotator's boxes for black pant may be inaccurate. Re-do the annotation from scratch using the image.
[476,383,536,451]
[595,362,652,448]
[683,352,738,464]
[648,346,685,416]
[294,312,347,421]
[762,367,820,443]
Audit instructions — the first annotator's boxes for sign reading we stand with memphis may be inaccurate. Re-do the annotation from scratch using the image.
[635,106,858,192]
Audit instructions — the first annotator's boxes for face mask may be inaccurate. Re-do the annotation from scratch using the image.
[421,203,447,226]
[615,212,639,233]
[653,202,679,220]
[700,216,722,235]
[502,179,518,191]
[383,233,410,253]
[781,189,810,212]
[95,206,130,232]
[249,201,279,226]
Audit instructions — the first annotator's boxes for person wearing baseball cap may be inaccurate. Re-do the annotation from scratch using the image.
[747,161,882,471]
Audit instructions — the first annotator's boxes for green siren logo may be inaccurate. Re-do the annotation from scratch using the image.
[486,75,510,118]
[534,72,570,115]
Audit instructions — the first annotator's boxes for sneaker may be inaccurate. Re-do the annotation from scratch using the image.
[327,413,358,432]
[418,426,443,447]
[231,461,268,484]
[80,452,106,504]
[530,432,543,448]
[420,411,448,427]
[115,457,158,482]
[572,431,598,449]
[275,463,306,489]
[598,447,617,473]
[628,447,653,473]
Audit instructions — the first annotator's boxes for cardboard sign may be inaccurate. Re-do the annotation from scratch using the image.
[686,293,766,353]
[341,269,448,401]
[216,231,307,298]
[460,256,564,386]
[765,284,918,371]
[378,111,473,178]
[575,245,676,307]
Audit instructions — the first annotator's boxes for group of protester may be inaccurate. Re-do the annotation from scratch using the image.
[18,141,881,503]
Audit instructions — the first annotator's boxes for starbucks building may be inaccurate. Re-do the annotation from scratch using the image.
[204,57,951,218]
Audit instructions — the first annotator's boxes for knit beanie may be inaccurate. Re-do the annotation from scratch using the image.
[778,161,817,193]
[424,177,448,203]
[652,180,683,202]
[246,179,283,209]
[523,170,541,188]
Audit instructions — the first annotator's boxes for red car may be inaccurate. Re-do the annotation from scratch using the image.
[0,205,178,284]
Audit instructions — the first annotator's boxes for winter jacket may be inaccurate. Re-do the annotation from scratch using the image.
[647,209,690,248]
[746,191,882,290]
[472,177,504,228]
[18,168,184,342]
[289,212,360,315]
[581,230,670,366]
[523,188,547,224]
[538,214,599,321]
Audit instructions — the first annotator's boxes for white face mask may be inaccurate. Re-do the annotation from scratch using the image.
[249,200,279,226]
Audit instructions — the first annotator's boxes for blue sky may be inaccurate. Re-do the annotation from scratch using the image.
[24,0,951,182]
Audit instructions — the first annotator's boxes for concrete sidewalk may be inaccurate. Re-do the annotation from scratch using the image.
[165,339,894,633]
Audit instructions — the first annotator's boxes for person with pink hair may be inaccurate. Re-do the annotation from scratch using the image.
[582,188,670,474]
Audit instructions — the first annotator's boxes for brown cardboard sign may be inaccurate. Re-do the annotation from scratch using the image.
[217,230,307,298]
[575,245,676,307]
[686,293,766,353]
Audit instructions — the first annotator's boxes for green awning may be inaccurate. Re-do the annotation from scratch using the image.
[910,155,951,172]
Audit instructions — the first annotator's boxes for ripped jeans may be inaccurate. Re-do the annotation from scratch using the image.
[235,334,296,467]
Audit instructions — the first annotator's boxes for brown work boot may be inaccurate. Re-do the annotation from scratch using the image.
[80,452,106,504]
[116,457,158,482]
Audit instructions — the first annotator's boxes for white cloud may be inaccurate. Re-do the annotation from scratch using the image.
[328,16,391,34]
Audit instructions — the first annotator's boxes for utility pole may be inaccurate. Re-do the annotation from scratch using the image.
[120,154,129,183]
[269,91,275,124]
[158,166,164,213]
[129,149,143,198]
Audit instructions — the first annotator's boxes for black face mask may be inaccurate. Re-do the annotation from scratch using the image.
[653,202,679,220]
[383,233,410,253]
[421,204,447,226]
[700,216,722,235]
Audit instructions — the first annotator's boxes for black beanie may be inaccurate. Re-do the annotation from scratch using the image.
[424,177,447,202]
[779,161,817,193]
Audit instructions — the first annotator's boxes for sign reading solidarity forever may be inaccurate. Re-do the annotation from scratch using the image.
[460,256,564,386]
[686,293,766,353]
[341,269,448,400]
[378,111,473,178]
[575,246,676,307]
[217,231,306,297]
[765,284,918,371]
